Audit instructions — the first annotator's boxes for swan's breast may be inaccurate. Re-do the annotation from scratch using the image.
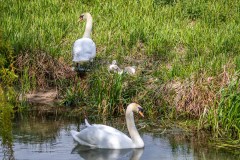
[72,38,96,62]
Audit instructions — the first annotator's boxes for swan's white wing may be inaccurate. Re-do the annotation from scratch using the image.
[93,124,127,135]
[72,38,96,62]
[71,124,133,149]
[84,119,124,134]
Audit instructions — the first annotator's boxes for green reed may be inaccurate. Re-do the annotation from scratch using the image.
[89,71,125,116]
[61,82,85,107]
[199,73,240,142]
[218,77,240,140]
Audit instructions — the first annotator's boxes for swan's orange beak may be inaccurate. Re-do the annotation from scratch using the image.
[138,111,144,117]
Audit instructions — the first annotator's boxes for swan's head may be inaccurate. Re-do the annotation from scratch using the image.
[130,103,144,117]
[112,60,117,65]
[79,13,91,22]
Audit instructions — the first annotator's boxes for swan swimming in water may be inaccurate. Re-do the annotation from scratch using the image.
[70,103,144,149]
[72,12,96,71]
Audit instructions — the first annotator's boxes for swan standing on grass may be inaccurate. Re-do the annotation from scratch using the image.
[71,103,144,149]
[72,12,96,71]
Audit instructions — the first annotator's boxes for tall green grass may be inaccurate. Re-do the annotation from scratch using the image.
[1,0,240,65]
[89,72,124,116]
[198,73,240,142]
[218,79,240,140]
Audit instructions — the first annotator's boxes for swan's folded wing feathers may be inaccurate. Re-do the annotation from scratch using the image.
[76,125,133,149]
[92,124,129,137]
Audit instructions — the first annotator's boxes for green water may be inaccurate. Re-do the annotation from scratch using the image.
[0,117,239,160]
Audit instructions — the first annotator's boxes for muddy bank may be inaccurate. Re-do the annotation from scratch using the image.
[20,90,72,117]
[24,89,59,106]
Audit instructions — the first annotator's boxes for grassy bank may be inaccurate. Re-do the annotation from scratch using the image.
[1,0,240,143]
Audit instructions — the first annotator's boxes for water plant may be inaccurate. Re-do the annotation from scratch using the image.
[0,86,14,145]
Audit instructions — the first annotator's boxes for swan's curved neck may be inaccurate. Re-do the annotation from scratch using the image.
[126,106,144,148]
[83,13,93,38]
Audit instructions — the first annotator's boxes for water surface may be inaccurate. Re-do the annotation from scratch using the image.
[0,118,239,160]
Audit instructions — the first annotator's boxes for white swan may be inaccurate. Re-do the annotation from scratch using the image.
[108,60,123,74]
[124,66,136,75]
[72,12,96,70]
[70,103,144,149]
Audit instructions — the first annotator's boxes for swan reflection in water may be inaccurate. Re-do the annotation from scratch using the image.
[71,145,144,160]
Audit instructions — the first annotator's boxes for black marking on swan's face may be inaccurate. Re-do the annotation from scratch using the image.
[79,14,85,21]
[138,106,144,113]
[138,106,144,117]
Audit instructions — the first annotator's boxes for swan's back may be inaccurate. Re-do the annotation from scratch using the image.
[72,37,96,62]
[71,124,134,149]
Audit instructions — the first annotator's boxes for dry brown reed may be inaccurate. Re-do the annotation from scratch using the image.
[15,51,76,89]
[162,65,232,117]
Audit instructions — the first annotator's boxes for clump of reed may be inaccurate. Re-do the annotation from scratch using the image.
[161,63,240,142]
[61,81,86,107]
[217,78,240,140]
[88,71,124,116]
[199,73,240,141]
[167,67,230,118]
[15,51,76,92]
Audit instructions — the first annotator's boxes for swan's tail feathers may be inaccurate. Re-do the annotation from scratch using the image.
[70,130,81,143]
[70,130,79,138]
[70,130,83,144]
[70,129,96,148]
[85,119,91,127]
